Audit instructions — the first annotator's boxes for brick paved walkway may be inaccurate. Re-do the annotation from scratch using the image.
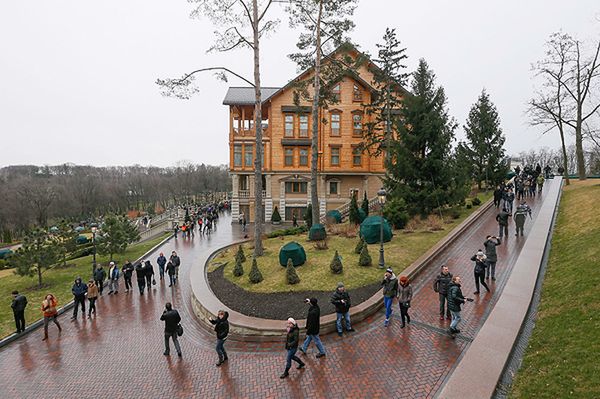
[0,184,554,399]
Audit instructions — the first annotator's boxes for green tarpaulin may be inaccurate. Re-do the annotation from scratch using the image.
[278,241,307,267]
[76,235,89,244]
[308,223,327,241]
[0,249,13,259]
[326,210,342,224]
[360,216,392,244]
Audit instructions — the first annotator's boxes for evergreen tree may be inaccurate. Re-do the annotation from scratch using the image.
[249,257,263,284]
[354,237,365,254]
[386,59,466,216]
[55,221,78,267]
[286,258,300,284]
[456,89,507,189]
[11,228,61,287]
[348,195,360,225]
[235,245,246,263]
[361,192,370,216]
[359,244,372,266]
[97,215,141,261]
[304,204,313,228]
[271,206,282,223]
[330,250,343,274]
[233,257,244,277]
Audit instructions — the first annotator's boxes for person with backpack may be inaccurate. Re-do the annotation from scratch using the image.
[433,265,453,320]
[122,260,134,292]
[160,302,182,357]
[166,261,176,287]
[210,310,229,366]
[471,251,490,295]
[496,208,510,239]
[169,251,181,284]
[11,290,28,334]
[144,260,155,291]
[107,262,120,295]
[397,276,413,329]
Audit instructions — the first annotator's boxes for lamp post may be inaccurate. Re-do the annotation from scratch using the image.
[377,188,387,269]
[90,223,98,273]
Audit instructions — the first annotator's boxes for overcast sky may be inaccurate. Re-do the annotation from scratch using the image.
[1,0,599,168]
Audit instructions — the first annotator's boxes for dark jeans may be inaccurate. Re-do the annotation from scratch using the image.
[486,261,497,278]
[158,265,165,279]
[474,271,490,293]
[439,293,450,317]
[498,224,508,238]
[216,338,227,360]
[285,348,303,371]
[73,295,86,317]
[137,279,146,294]
[168,274,176,286]
[95,279,104,295]
[516,224,524,236]
[164,331,181,355]
[145,275,153,288]
[124,276,133,290]
[88,298,97,315]
[399,302,410,326]
[14,310,25,332]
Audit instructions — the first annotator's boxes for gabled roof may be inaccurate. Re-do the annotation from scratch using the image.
[222,87,280,105]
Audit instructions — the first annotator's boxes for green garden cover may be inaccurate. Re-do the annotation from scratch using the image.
[326,210,342,224]
[357,208,367,223]
[0,248,13,259]
[308,223,327,241]
[76,235,90,244]
[278,241,307,267]
[360,216,392,244]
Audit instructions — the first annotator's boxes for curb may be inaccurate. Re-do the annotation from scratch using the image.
[0,233,173,349]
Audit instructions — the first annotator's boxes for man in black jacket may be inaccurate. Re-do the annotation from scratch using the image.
[496,208,510,239]
[299,298,326,358]
[71,277,88,320]
[170,251,181,283]
[11,290,28,333]
[433,265,453,320]
[93,265,106,295]
[331,282,354,336]
[135,262,146,295]
[160,302,182,357]
[122,260,134,292]
[210,310,229,366]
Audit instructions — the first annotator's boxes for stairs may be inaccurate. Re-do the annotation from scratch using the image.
[320,196,380,223]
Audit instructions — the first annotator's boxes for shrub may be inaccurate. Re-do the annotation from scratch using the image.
[404,217,420,233]
[2,230,12,243]
[314,239,328,250]
[233,257,244,277]
[466,204,472,209]
[361,192,370,217]
[359,244,372,266]
[330,250,343,274]
[266,225,308,238]
[248,258,263,284]
[235,245,246,263]
[349,195,361,225]
[308,224,327,241]
[450,209,461,219]
[286,258,300,285]
[304,204,313,228]
[426,215,444,231]
[471,197,482,206]
[354,237,365,254]
[271,206,282,223]
[383,197,410,229]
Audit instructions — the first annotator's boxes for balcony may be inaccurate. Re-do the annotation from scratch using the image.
[237,190,267,199]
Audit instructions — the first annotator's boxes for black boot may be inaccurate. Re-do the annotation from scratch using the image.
[297,361,305,370]
[280,368,290,379]
[216,356,224,367]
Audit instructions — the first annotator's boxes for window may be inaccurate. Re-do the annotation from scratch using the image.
[331,113,340,136]
[329,181,339,195]
[244,144,253,167]
[353,113,362,136]
[285,206,306,221]
[284,148,294,166]
[352,146,362,166]
[299,148,308,166]
[299,115,309,137]
[332,84,341,102]
[353,84,362,102]
[239,175,248,190]
[330,147,340,166]
[234,144,242,167]
[284,114,294,137]
[285,182,307,194]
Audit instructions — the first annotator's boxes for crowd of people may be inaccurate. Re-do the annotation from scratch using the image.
[174,203,225,238]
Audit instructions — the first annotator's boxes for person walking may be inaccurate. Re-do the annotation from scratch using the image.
[471,251,491,295]
[87,279,98,318]
[242,216,247,233]
[210,310,229,366]
[381,268,398,327]
[122,260,134,292]
[135,262,146,295]
[397,276,413,328]
[160,302,182,357]
[144,260,155,291]
[166,261,176,287]
[330,282,354,336]
[514,205,529,237]
[170,251,181,284]
[496,208,510,239]
[156,252,167,281]
[299,298,326,358]
[11,290,28,334]
[483,236,501,281]
[503,188,515,214]
[433,265,453,320]
[493,186,503,208]
[93,264,106,295]
[280,318,305,379]
[447,276,473,335]
[41,294,61,341]
[71,277,88,320]
[107,262,120,295]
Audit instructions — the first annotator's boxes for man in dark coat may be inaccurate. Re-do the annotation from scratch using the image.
[210,310,229,366]
[135,262,146,295]
[280,318,305,379]
[471,251,491,295]
[144,260,155,290]
[331,282,354,336]
[493,186,503,208]
[160,302,182,357]
[299,298,326,358]
[122,260,134,292]
[156,252,167,281]
[93,265,106,295]
[433,265,453,320]
[71,277,88,320]
[170,251,181,283]
[11,290,28,333]
[496,208,510,239]
[447,276,472,334]
[484,236,501,280]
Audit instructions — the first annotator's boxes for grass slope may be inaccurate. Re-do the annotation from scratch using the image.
[0,234,170,339]
[510,181,600,398]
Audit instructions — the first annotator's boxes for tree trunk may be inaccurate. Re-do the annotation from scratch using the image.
[38,266,43,287]
[252,0,264,256]
[575,108,586,180]
[559,126,571,185]
[310,0,324,225]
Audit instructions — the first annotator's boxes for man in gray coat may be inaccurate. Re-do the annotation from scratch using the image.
[484,236,501,281]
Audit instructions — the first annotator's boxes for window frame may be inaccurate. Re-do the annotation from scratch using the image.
[330,113,341,136]
[329,181,339,195]
[352,145,362,167]
[299,114,309,137]
[233,144,242,167]
[330,146,341,166]
[284,114,294,137]
[285,181,308,194]
[284,147,294,167]
[352,112,363,136]
[244,144,253,167]
[332,83,341,102]
[299,147,309,166]
[353,84,362,102]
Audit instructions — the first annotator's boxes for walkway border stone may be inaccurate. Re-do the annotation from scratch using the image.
[437,177,563,399]
[191,198,495,341]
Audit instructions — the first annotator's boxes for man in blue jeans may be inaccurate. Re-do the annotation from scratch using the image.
[330,282,355,336]
[299,298,325,358]
[447,276,473,335]
[381,268,398,327]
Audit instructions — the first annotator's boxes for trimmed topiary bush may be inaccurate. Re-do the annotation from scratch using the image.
[349,195,360,225]
[359,244,372,267]
[304,204,313,228]
[471,197,482,206]
[286,258,300,285]
[233,257,244,277]
[326,210,342,224]
[354,237,365,254]
[248,258,263,284]
[271,206,282,223]
[330,250,343,274]
[235,245,246,263]
[361,192,370,217]
[308,223,327,241]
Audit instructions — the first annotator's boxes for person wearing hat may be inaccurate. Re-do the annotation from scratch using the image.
[86,279,98,318]
[330,282,354,336]
[381,268,398,327]
[397,276,413,328]
[210,310,229,366]
[280,318,305,379]
[299,298,326,358]
[107,262,120,295]
[471,251,490,295]
[71,277,88,320]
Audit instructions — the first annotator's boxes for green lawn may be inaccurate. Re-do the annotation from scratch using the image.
[0,233,170,339]
[510,181,600,398]
[210,192,492,293]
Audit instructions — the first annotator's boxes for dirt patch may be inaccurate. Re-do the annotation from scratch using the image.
[207,265,381,320]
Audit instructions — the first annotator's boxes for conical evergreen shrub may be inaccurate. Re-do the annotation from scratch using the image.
[349,195,360,225]
[235,245,246,263]
[359,244,372,266]
[330,250,343,274]
[248,258,263,284]
[286,258,300,285]
[362,192,370,217]
[233,257,244,277]
[354,237,365,254]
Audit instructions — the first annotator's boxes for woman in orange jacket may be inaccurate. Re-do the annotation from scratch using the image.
[41,294,62,340]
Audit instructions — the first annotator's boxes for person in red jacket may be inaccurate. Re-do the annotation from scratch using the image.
[41,294,61,341]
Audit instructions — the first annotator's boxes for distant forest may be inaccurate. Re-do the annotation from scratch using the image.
[0,162,230,237]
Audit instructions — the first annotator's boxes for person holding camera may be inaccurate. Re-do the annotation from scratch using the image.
[397,276,412,328]
[483,236,501,281]
[447,276,473,335]
[210,310,229,366]
[471,251,490,295]
[160,302,182,357]
[299,298,326,358]
[330,282,354,336]
[280,318,305,379]
[433,265,453,320]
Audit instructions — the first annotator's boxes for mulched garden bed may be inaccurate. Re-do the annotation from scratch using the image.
[207,265,382,320]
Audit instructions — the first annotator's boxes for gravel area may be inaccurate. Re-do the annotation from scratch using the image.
[207,265,381,320]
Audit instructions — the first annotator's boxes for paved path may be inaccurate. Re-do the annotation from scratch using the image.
[0,184,555,399]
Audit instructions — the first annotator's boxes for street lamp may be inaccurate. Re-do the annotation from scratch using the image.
[377,188,387,269]
[90,223,98,273]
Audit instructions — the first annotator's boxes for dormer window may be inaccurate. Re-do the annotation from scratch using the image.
[353,84,362,102]
[332,84,341,102]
